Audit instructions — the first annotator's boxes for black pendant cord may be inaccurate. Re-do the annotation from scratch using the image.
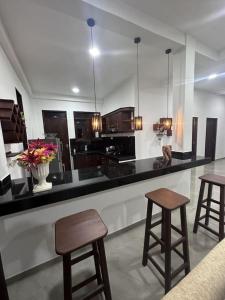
[90,27,97,113]
[136,42,140,116]
[167,51,170,119]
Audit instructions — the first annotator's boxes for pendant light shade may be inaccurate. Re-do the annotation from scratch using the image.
[163,48,172,130]
[134,37,143,131]
[87,18,102,133]
[134,116,143,130]
[92,113,102,132]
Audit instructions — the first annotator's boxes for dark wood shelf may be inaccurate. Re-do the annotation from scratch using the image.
[0,99,26,144]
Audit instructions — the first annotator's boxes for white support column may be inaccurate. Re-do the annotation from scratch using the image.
[172,35,196,153]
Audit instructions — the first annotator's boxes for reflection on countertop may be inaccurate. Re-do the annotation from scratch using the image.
[0,156,210,217]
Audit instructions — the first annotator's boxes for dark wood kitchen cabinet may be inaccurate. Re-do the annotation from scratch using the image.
[73,153,117,169]
[102,107,134,134]
[73,153,101,169]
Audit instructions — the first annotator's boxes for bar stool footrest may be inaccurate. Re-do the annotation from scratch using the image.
[171,237,185,250]
[198,222,220,237]
[202,198,220,205]
[171,262,189,279]
[149,219,162,229]
[147,254,165,277]
[172,248,184,260]
[72,274,98,293]
[171,224,182,235]
[201,204,220,215]
[149,230,165,246]
[148,241,159,251]
[82,284,104,300]
[71,250,94,266]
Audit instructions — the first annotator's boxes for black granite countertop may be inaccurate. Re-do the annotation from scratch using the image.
[0,156,210,217]
[73,150,136,162]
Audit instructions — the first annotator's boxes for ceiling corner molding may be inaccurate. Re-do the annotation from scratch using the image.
[219,48,225,61]
[195,40,219,61]
[81,0,185,46]
[83,0,220,62]
[32,93,104,104]
[0,18,33,96]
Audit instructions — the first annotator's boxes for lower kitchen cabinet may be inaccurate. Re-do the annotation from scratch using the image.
[73,153,117,169]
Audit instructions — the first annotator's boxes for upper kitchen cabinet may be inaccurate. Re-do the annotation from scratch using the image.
[102,107,134,134]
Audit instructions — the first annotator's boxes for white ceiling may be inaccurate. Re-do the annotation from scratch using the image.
[121,0,225,51]
[195,53,225,94]
[0,0,181,99]
[0,0,225,97]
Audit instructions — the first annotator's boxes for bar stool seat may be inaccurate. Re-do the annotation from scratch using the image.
[193,173,225,241]
[147,188,189,210]
[142,188,190,294]
[55,209,108,255]
[55,209,112,300]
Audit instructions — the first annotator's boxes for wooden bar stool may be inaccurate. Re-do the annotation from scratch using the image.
[142,188,190,294]
[0,252,9,300]
[193,174,225,241]
[55,209,112,300]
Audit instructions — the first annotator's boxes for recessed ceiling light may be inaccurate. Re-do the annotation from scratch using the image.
[89,47,100,57]
[208,73,218,80]
[72,87,80,94]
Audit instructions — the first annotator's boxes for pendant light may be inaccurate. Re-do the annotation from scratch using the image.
[134,37,143,131]
[87,18,102,133]
[163,48,172,130]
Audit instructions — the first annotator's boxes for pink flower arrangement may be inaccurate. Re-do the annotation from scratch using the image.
[16,139,57,169]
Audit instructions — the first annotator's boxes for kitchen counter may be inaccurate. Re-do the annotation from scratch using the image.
[74,150,136,162]
[0,156,210,217]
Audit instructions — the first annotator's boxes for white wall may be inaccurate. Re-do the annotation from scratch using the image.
[135,87,172,159]
[102,76,172,159]
[194,89,225,159]
[102,77,135,114]
[0,45,33,179]
[31,97,103,139]
[0,46,32,138]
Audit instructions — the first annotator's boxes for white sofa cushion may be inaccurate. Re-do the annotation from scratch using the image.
[162,238,225,300]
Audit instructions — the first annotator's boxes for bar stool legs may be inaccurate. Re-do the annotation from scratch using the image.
[142,201,153,266]
[142,190,190,294]
[97,239,112,300]
[61,241,112,300]
[92,242,102,285]
[205,183,213,226]
[63,254,72,300]
[193,175,225,242]
[219,186,225,241]
[164,210,171,293]
[180,206,190,275]
[193,180,205,234]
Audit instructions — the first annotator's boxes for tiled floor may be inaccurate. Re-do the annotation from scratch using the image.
[7,159,225,300]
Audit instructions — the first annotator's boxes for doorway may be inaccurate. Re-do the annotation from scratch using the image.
[205,118,217,161]
[192,117,198,158]
[42,110,71,170]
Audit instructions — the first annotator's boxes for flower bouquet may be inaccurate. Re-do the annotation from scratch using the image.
[15,139,57,193]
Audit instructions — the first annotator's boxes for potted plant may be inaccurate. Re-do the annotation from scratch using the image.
[15,139,57,193]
